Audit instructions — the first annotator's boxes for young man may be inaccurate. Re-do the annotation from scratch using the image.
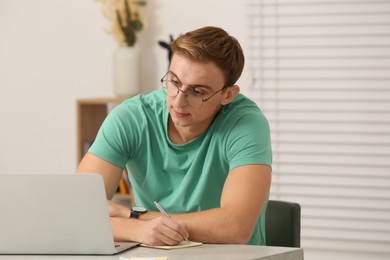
[77,26,272,246]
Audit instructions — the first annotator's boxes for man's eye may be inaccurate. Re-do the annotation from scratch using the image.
[189,89,204,97]
[169,80,180,86]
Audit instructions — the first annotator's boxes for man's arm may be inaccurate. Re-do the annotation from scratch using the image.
[170,164,271,244]
[111,164,271,244]
[77,152,123,199]
[125,165,272,244]
[76,152,189,245]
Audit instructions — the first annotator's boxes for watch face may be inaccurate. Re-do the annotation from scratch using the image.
[132,206,147,213]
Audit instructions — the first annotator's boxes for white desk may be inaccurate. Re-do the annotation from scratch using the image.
[0,244,303,260]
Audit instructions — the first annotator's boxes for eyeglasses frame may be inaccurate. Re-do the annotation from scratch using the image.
[160,72,229,108]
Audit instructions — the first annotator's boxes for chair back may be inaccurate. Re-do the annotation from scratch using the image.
[265,200,301,247]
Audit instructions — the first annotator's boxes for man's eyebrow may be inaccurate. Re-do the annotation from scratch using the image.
[188,84,213,90]
[168,71,213,90]
[167,70,178,79]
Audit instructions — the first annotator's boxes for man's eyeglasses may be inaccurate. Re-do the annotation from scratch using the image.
[161,73,227,109]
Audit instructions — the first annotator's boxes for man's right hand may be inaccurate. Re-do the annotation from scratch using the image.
[137,215,189,246]
[110,214,189,246]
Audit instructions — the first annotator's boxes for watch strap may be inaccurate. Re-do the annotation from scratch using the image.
[130,211,140,219]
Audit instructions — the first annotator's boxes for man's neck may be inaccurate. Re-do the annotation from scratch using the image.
[167,117,206,145]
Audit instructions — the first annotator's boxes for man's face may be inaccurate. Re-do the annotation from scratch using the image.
[165,54,227,134]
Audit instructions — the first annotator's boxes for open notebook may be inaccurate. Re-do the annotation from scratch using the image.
[140,241,203,250]
[0,173,139,255]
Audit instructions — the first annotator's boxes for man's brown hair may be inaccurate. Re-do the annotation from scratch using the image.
[170,26,245,87]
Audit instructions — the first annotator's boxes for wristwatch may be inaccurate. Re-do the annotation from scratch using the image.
[130,206,147,219]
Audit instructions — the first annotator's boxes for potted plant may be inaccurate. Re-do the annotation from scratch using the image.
[96,0,147,96]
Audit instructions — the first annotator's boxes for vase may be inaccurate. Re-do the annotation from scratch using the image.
[113,46,139,97]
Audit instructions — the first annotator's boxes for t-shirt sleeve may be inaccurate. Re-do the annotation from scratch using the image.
[88,101,143,168]
[226,111,272,171]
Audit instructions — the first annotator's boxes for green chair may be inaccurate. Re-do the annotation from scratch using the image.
[265,200,301,247]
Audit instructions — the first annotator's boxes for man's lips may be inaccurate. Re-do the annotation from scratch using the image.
[172,108,190,117]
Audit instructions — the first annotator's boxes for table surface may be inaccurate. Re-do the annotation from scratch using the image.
[0,244,303,260]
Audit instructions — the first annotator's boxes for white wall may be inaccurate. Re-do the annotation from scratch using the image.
[0,0,248,173]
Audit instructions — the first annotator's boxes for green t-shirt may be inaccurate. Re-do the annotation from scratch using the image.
[89,90,272,245]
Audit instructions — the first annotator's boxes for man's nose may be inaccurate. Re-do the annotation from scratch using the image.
[174,89,189,107]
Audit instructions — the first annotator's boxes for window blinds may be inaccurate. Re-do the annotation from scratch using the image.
[248,0,390,253]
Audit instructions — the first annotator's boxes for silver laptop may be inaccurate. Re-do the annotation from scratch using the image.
[0,173,139,255]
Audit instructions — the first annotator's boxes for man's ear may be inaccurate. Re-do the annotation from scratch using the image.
[221,85,240,105]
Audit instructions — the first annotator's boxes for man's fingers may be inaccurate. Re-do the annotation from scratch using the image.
[152,216,189,244]
[140,216,189,246]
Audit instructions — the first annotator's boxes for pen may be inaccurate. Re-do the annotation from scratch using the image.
[153,201,189,242]
[154,201,170,218]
